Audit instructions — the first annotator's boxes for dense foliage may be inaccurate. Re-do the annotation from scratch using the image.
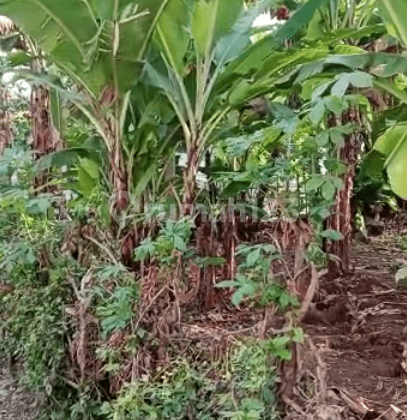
[1,0,407,418]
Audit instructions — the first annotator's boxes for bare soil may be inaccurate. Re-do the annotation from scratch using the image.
[0,359,42,420]
[301,234,407,419]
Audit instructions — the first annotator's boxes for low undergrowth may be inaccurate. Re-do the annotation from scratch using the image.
[101,340,282,420]
[0,198,296,419]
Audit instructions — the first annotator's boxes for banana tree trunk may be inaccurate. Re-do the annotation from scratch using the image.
[112,141,129,211]
[327,108,362,276]
[103,119,129,212]
[0,91,12,153]
[30,85,60,159]
[182,146,199,215]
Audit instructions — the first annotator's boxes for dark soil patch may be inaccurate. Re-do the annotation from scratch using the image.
[303,235,407,418]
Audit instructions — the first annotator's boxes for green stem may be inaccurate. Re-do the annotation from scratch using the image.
[156,25,197,138]
[199,106,231,153]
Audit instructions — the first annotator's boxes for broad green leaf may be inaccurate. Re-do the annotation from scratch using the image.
[358,151,385,181]
[296,54,407,83]
[192,0,243,55]
[223,127,281,157]
[232,289,245,306]
[144,61,182,108]
[7,50,32,66]
[309,100,326,124]
[272,0,329,44]
[315,132,329,146]
[271,335,291,348]
[374,79,407,104]
[330,176,343,189]
[276,116,299,135]
[35,148,91,172]
[270,102,296,120]
[301,77,331,100]
[0,0,96,64]
[239,282,257,298]
[173,236,187,252]
[307,176,325,191]
[214,0,274,64]
[374,125,407,156]
[386,137,407,199]
[331,72,372,96]
[26,197,52,214]
[0,0,171,96]
[217,2,330,92]
[78,166,97,196]
[324,95,347,115]
[292,327,304,343]
[320,229,342,241]
[331,76,350,97]
[329,128,344,146]
[79,158,100,179]
[379,0,407,47]
[225,48,325,106]
[334,44,365,55]
[347,71,373,88]
[247,249,261,267]
[311,81,332,100]
[155,0,193,74]
[223,181,252,197]
[271,347,292,360]
[305,8,324,41]
[215,31,251,64]
[322,181,336,201]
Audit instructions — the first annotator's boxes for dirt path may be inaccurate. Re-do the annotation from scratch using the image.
[0,358,41,420]
[303,235,407,418]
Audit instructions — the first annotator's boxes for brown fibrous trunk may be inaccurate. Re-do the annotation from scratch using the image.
[182,147,199,215]
[327,108,362,276]
[30,86,61,159]
[0,91,12,153]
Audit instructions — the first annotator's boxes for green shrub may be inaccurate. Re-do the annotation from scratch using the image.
[100,340,282,420]
[0,280,69,389]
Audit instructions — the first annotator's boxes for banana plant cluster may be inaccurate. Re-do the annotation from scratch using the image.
[0,0,335,212]
[1,0,407,217]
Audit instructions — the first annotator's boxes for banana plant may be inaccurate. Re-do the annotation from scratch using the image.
[371,0,407,199]
[0,0,171,208]
[146,0,331,212]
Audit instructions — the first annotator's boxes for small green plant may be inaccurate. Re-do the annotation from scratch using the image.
[134,218,193,264]
[217,243,298,308]
[95,286,139,338]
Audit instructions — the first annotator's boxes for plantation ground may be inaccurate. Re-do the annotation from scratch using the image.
[297,233,407,419]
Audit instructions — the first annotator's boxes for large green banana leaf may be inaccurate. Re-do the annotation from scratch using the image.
[0,0,170,96]
[374,125,407,199]
[369,0,407,199]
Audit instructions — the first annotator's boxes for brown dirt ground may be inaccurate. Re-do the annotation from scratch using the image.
[298,233,407,419]
[0,358,42,420]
